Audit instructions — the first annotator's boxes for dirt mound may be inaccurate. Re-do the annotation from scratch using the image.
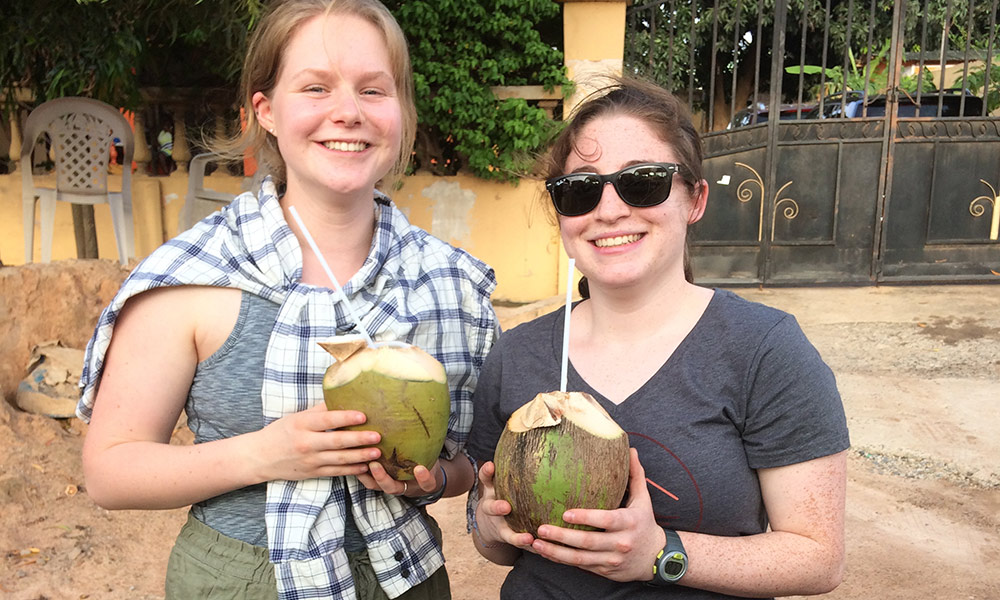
[0,260,130,405]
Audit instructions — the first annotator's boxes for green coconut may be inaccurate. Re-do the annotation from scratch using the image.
[493,391,630,536]
[321,337,450,480]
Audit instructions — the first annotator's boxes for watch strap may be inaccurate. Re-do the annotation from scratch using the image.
[649,528,688,586]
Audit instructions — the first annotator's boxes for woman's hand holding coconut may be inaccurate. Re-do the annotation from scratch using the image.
[359,460,437,497]
[528,449,667,582]
[251,404,383,481]
[473,460,536,563]
[360,456,475,500]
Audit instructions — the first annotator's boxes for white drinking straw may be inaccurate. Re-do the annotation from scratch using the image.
[288,205,375,347]
[559,258,575,392]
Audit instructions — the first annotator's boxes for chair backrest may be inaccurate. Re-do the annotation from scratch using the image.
[180,152,241,230]
[186,152,215,202]
[20,97,135,196]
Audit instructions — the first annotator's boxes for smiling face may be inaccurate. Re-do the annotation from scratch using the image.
[558,113,706,294]
[252,13,403,204]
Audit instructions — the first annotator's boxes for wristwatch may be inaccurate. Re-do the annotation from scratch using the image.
[648,529,688,586]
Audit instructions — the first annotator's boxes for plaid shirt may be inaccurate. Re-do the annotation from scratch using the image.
[77,179,498,599]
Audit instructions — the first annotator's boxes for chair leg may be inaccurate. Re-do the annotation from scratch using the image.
[179,195,194,232]
[108,192,135,265]
[23,195,37,263]
[38,192,57,263]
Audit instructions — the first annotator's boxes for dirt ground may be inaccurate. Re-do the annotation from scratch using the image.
[2,281,998,600]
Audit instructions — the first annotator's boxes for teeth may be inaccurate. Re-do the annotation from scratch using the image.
[594,234,641,248]
[323,141,367,152]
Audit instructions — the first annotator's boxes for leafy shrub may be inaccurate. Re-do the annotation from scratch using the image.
[387,0,570,181]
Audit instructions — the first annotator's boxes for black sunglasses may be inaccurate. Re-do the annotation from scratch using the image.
[545,162,688,217]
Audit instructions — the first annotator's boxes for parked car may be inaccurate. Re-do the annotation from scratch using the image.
[805,89,985,119]
[727,102,816,129]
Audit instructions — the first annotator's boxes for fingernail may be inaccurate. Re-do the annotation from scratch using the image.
[563,511,575,522]
[537,526,548,537]
[368,449,380,459]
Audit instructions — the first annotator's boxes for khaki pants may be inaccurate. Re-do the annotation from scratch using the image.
[166,514,451,600]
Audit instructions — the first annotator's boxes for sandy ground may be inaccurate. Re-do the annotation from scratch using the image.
[2,284,998,599]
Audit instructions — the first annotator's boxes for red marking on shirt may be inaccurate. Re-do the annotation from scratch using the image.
[645,477,679,501]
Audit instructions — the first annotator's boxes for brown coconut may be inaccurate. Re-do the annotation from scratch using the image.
[321,337,450,480]
[493,391,630,536]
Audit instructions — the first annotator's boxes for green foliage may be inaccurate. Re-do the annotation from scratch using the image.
[786,40,940,100]
[1,0,569,182]
[785,43,892,97]
[0,0,263,115]
[899,68,940,94]
[627,0,996,115]
[907,0,999,53]
[958,63,1000,113]
[386,0,570,181]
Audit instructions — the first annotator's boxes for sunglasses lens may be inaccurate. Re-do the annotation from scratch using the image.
[617,165,674,207]
[550,175,602,216]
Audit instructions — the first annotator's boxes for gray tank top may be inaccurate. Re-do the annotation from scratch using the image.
[186,291,364,550]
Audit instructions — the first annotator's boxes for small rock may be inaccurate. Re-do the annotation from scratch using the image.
[15,384,78,419]
[15,343,85,419]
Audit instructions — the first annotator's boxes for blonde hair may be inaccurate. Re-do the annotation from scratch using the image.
[213,0,416,191]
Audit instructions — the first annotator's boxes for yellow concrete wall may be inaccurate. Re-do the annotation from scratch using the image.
[1,170,560,303]
[562,2,625,62]
[394,174,561,303]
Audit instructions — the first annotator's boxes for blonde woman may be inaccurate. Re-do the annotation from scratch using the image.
[78,2,497,598]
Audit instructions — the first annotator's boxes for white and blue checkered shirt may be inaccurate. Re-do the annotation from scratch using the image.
[77,178,498,599]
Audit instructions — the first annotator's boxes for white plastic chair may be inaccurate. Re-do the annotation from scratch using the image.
[179,152,239,231]
[21,97,135,265]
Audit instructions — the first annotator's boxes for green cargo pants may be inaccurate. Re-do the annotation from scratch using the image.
[165,514,451,600]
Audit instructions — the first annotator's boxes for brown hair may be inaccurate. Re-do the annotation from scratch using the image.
[212,0,416,191]
[542,76,704,292]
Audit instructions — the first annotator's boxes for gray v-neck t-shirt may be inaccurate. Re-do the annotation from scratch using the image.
[467,289,849,600]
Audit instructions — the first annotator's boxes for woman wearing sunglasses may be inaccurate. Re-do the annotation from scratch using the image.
[466,77,849,599]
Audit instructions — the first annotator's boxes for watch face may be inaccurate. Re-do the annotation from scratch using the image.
[664,559,685,577]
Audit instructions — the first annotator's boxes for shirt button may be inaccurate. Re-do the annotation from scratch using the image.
[394,551,404,561]
[401,567,410,578]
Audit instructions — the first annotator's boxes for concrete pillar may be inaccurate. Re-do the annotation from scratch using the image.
[555,1,628,295]
[132,111,152,173]
[171,108,191,173]
[559,0,628,117]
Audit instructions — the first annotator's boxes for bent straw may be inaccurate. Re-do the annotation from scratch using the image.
[288,205,375,347]
[560,258,575,392]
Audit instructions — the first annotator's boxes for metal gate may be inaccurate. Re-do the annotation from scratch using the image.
[626,0,1000,284]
